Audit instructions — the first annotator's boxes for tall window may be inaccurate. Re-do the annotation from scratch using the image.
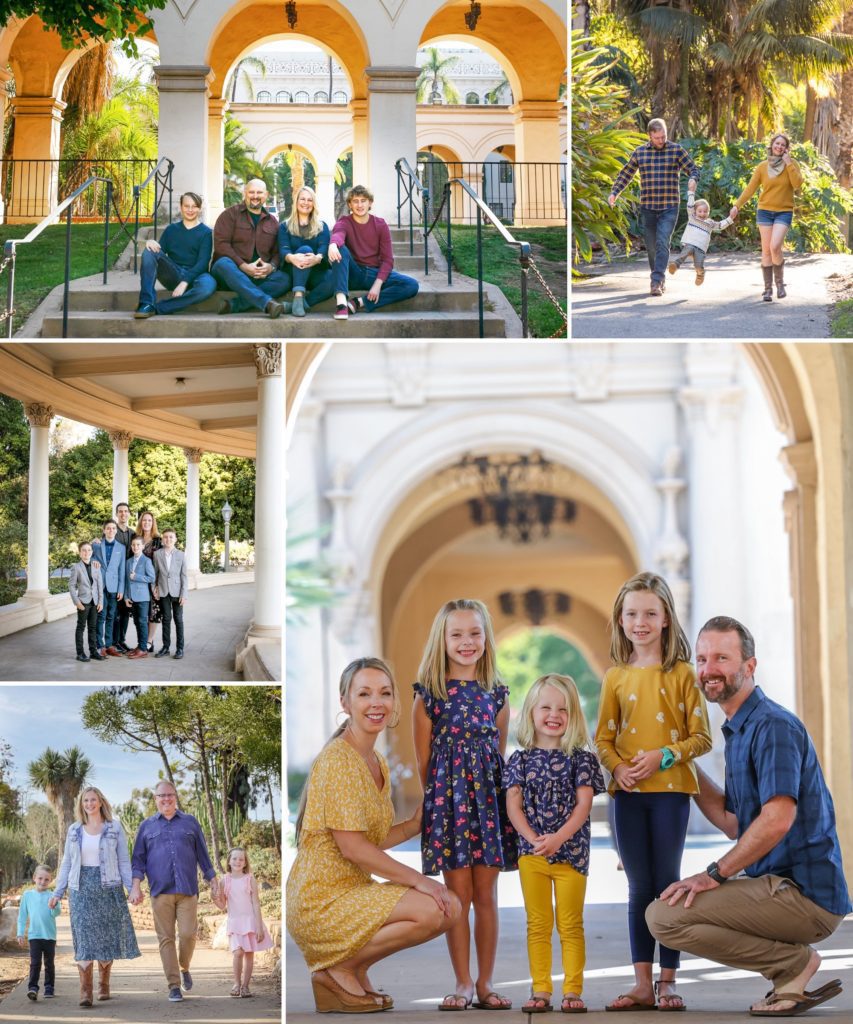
[466,91,480,104]
[313,91,329,103]
[257,90,272,102]
[294,90,310,103]
[333,90,349,103]
[276,90,292,103]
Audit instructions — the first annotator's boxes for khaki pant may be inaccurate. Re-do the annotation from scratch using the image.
[646,874,843,988]
[151,894,198,989]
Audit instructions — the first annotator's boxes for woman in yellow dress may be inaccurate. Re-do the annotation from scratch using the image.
[287,657,461,1013]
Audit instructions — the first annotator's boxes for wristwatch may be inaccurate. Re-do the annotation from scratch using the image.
[706,861,728,884]
[659,747,676,770]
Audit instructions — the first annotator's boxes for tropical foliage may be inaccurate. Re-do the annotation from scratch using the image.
[0,1,166,56]
[27,745,92,842]
[416,48,462,104]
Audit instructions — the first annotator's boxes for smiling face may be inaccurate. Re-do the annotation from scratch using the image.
[228,848,247,874]
[531,683,569,748]
[162,531,176,549]
[620,589,668,657]
[154,783,178,818]
[343,666,395,739]
[33,868,52,891]
[695,202,710,220]
[81,789,103,822]
[244,179,268,212]
[103,522,117,541]
[130,537,143,556]
[445,608,486,679]
[296,189,314,217]
[649,128,667,150]
[116,505,130,527]
[79,542,92,563]
[770,135,789,156]
[180,194,201,223]
[696,629,755,709]
[348,194,372,221]
[140,512,154,535]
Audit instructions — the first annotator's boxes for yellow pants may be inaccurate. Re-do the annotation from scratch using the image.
[518,855,587,996]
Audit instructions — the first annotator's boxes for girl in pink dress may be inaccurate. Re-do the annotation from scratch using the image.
[214,847,273,998]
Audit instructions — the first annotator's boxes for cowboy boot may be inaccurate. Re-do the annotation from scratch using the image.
[78,963,94,1007]
[762,264,773,302]
[774,260,786,299]
[97,960,113,1000]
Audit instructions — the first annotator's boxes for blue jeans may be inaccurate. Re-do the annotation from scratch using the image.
[97,591,120,650]
[211,257,291,312]
[139,249,217,314]
[288,246,335,308]
[614,790,690,968]
[641,206,679,284]
[332,245,419,311]
[130,600,150,651]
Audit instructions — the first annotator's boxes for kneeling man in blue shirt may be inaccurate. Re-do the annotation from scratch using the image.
[646,616,850,1016]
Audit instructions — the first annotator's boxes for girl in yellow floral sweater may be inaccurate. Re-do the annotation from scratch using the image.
[595,572,711,1012]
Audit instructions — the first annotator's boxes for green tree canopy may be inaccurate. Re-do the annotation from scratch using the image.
[1,1,167,56]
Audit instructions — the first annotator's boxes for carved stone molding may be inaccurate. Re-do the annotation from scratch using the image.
[183,447,204,464]
[253,343,282,378]
[25,403,52,428]
[108,430,133,451]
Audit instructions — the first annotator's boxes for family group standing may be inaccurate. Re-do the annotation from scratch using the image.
[609,120,801,301]
[69,504,188,663]
[135,180,418,322]
[287,577,849,1016]
[16,780,272,1005]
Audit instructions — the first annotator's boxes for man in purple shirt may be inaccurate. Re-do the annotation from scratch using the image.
[129,780,219,1003]
[328,184,419,320]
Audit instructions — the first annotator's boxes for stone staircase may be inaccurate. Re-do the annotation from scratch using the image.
[30,228,519,338]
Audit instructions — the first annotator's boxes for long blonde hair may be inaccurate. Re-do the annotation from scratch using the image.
[76,786,114,823]
[286,186,323,239]
[417,598,500,700]
[294,656,397,845]
[516,674,590,754]
[609,571,690,672]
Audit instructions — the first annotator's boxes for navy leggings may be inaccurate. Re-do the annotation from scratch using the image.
[614,789,690,968]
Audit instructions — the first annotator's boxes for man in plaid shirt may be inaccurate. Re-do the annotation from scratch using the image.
[609,119,699,296]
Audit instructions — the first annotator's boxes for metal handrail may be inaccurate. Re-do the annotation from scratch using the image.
[3,175,112,339]
[394,158,430,275]
[132,157,174,272]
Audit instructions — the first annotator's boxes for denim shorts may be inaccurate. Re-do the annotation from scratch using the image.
[756,208,793,227]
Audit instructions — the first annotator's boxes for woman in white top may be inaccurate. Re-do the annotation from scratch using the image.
[51,786,139,1006]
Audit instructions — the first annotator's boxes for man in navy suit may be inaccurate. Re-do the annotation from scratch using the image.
[91,520,126,658]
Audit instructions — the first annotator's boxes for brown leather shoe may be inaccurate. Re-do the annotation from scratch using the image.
[79,963,94,1006]
[106,646,122,656]
[97,960,112,1000]
[127,649,148,659]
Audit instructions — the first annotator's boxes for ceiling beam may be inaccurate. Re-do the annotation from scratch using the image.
[54,346,256,378]
[200,416,256,431]
[132,389,257,411]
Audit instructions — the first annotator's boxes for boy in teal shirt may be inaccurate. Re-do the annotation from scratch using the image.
[17,864,61,1000]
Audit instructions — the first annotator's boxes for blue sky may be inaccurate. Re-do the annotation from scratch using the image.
[0,685,277,816]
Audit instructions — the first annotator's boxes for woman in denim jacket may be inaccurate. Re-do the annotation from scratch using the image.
[51,787,140,1006]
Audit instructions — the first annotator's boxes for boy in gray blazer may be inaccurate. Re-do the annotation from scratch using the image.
[153,528,188,660]
[68,542,105,662]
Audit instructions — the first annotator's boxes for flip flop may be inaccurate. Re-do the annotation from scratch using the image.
[605,994,657,1012]
[749,982,843,1017]
[522,996,553,1013]
[560,994,587,1014]
[654,982,685,1013]
[474,992,513,1010]
[441,994,473,1011]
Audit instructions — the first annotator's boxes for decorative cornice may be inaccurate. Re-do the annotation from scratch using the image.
[25,403,52,428]
[183,447,204,464]
[253,343,282,378]
[108,430,133,450]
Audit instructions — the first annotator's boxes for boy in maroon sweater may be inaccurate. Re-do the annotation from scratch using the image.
[328,185,419,319]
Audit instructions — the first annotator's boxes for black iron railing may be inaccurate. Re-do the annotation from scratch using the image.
[418,159,567,225]
[395,158,430,276]
[132,158,174,272]
[0,159,158,223]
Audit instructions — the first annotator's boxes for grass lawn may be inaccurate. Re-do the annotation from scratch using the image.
[0,222,132,334]
[831,297,853,337]
[442,224,567,338]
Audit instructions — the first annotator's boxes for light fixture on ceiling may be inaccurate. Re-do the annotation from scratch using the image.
[174,377,187,390]
[498,589,571,626]
[285,1,297,29]
[464,1,481,31]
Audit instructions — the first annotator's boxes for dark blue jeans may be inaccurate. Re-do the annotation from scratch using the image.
[139,249,217,314]
[332,245,419,311]
[288,246,335,308]
[28,938,55,991]
[212,257,291,312]
[641,205,679,284]
[97,591,119,650]
[131,600,150,651]
[614,789,690,968]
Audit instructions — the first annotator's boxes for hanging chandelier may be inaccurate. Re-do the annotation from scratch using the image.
[464,1,481,31]
[285,1,297,29]
[453,451,577,544]
[498,590,571,626]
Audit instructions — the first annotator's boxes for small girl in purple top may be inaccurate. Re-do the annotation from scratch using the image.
[413,598,516,1012]
[505,674,605,1014]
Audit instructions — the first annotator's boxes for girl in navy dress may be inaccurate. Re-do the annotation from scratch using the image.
[413,598,516,1012]
[505,675,604,1014]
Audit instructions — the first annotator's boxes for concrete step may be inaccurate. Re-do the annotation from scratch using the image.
[41,309,506,338]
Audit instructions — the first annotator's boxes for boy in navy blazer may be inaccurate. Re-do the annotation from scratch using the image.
[124,535,156,659]
[91,520,126,658]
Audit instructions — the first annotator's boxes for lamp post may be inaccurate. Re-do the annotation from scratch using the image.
[221,500,232,572]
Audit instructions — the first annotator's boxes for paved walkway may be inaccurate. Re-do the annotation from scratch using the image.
[572,252,853,338]
[0,912,280,1022]
[285,839,853,1020]
[0,584,254,681]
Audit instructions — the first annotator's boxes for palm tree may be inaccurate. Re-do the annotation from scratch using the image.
[485,71,513,105]
[416,48,461,104]
[225,55,266,103]
[28,746,93,843]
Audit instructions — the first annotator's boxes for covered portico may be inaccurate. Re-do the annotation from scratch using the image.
[0,341,282,681]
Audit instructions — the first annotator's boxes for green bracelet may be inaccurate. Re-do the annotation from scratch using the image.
[660,747,676,770]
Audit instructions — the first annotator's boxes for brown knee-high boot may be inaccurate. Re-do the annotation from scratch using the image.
[762,264,773,301]
[773,261,786,298]
[97,960,113,1000]
[78,963,94,1007]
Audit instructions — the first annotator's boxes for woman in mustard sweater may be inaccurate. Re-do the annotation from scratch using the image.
[730,133,802,302]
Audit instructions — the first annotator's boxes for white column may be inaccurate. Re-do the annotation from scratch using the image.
[364,67,420,221]
[184,447,202,585]
[155,66,211,216]
[206,97,228,226]
[315,169,336,227]
[243,344,283,653]
[109,431,132,513]
[25,403,52,600]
